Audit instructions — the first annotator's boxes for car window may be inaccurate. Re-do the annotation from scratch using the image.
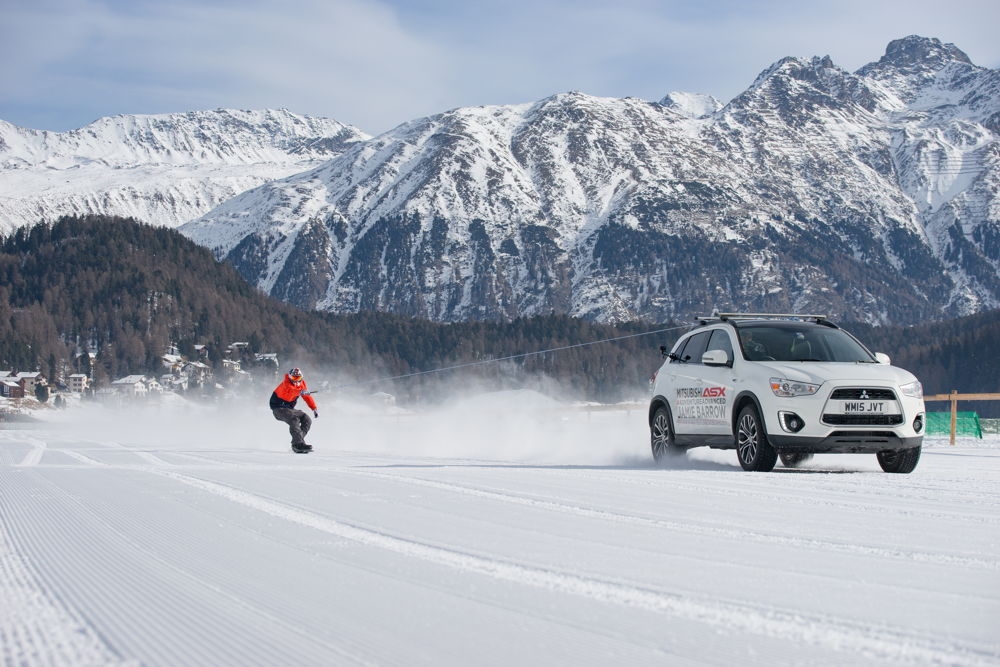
[675,331,710,364]
[670,336,691,363]
[739,328,771,360]
[707,329,733,362]
[738,325,874,362]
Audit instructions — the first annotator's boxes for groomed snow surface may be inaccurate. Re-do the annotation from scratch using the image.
[2,391,998,666]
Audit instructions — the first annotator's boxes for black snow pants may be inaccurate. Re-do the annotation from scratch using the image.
[272,408,312,446]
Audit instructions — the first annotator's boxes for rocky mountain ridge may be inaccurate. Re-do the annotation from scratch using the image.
[181,36,999,325]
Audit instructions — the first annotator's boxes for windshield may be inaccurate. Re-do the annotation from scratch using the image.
[737,324,875,363]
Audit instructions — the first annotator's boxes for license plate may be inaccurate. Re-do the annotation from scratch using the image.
[837,400,896,414]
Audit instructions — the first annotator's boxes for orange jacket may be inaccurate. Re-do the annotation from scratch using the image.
[269,374,317,411]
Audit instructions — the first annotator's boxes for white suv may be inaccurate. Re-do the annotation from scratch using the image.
[648,314,925,473]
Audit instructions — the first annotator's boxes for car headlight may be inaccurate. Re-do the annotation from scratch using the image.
[900,380,923,399]
[770,377,820,397]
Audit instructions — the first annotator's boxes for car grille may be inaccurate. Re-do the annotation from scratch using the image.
[829,387,897,400]
[823,413,905,426]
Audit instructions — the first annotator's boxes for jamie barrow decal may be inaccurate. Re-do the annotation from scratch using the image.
[676,386,728,424]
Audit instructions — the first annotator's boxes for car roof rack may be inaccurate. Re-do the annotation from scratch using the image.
[697,312,829,325]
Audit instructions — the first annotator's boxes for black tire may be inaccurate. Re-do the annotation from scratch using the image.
[877,446,921,473]
[779,452,814,468]
[736,404,778,472]
[650,404,682,463]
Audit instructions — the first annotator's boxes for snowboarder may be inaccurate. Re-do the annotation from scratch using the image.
[270,367,318,453]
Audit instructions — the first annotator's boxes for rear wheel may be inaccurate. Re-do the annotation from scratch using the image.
[650,405,682,463]
[736,405,777,472]
[877,446,921,473]
[779,452,814,468]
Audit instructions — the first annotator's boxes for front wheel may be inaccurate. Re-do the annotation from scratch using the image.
[736,405,777,472]
[650,405,683,463]
[877,446,921,473]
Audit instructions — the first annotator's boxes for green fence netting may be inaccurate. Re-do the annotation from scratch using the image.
[926,411,983,438]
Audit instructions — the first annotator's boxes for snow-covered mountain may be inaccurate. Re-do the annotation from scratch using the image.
[0,108,369,232]
[3,37,997,325]
[180,36,999,325]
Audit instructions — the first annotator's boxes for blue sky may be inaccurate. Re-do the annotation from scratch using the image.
[2,0,998,135]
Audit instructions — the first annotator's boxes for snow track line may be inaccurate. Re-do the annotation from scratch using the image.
[134,452,1000,570]
[330,468,1000,571]
[132,450,173,466]
[100,440,175,467]
[54,482,376,667]
[1,467,374,667]
[156,469,997,666]
[168,446,996,521]
[14,438,46,467]
[61,450,107,466]
[0,480,132,666]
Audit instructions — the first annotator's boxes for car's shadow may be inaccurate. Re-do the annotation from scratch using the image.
[363,459,868,473]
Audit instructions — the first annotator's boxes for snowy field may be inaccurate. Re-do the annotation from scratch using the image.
[2,392,999,666]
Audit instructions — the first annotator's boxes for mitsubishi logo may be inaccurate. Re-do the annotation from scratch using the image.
[860,390,870,400]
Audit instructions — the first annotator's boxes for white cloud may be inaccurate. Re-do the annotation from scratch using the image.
[2,0,452,131]
[1,0,997,133]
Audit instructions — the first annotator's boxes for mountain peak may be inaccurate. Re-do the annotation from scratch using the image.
[857,35,987,107]
[857,35,973,82]
[880,35,972,70]
[730,53,892,116]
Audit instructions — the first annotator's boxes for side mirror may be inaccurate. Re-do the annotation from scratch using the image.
[660,345,669,359]
[874,352,891,365]
[702,349,731,367]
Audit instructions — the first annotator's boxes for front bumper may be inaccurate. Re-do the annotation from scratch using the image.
[769,432,923,453]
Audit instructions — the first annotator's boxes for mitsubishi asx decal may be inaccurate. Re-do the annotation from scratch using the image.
[675,386,729,425]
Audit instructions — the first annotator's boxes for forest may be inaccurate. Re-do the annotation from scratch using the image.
[0,216,666,403]
[1,215,998,409]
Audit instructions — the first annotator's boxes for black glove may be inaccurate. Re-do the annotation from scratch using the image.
[313,410,319,419]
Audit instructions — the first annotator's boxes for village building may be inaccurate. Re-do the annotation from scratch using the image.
[1,380,24,399]
[160,373,188,392]
[16,372,45,396]
[111,375,149,397]
[67,373,90,393]
[185,361,212,386]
